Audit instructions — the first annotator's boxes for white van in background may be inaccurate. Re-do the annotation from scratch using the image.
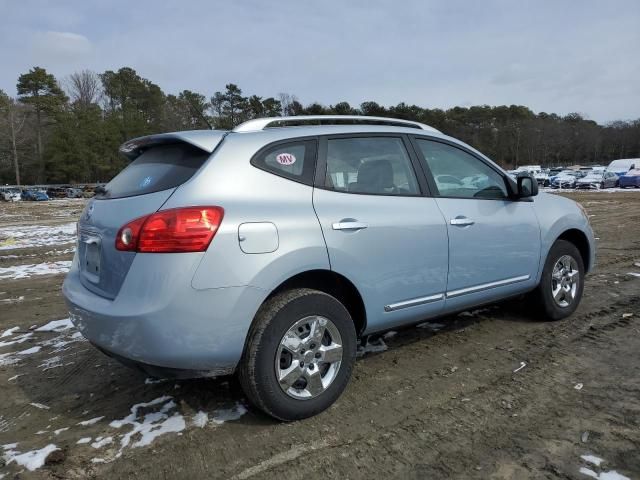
[606,158,638,176]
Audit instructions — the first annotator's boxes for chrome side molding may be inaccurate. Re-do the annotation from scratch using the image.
[446,275,530,298]
[384,293,444,312]
[384,275,531,312]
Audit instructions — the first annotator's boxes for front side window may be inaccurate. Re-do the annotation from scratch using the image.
[252,140,316,185]
[325,137,420,195]
[415,139,508,199]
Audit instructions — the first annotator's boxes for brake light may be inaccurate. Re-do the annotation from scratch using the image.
[115,207,224,253]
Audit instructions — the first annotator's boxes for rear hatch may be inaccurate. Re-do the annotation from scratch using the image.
[77,131,226,299]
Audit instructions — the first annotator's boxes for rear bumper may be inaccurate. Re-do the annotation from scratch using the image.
[62,255,267,375]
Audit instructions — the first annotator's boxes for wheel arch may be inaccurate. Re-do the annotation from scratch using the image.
[267,269,367,336]
[556,228,591,271]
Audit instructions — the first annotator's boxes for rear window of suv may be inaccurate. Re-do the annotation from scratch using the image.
[98,143,209,199]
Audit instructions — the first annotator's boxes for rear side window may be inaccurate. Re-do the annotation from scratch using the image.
[100,143,209,199]
[251,140,317,185]
[324,137,420,196]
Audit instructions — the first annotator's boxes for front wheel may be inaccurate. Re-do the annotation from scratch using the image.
[532,240,584,320]
[238,288,357,421]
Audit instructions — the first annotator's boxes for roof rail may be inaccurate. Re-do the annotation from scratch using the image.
[233,115,440,133]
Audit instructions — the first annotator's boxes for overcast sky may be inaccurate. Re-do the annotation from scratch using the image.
[1,0,638,124]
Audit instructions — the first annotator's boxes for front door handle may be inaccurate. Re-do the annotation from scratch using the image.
[332,221,368,231]
[450,216,475,227]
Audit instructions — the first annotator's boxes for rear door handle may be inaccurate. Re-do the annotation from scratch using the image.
[332,221,368,231]
[450,217,475,227]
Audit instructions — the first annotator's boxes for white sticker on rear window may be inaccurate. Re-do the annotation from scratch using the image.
[276,153,296,166]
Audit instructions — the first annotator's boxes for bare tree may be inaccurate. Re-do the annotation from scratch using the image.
[66,70,101,107]
[0,92,28,185]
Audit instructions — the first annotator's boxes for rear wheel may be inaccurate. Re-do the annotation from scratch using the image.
[238,288,357,421]
[532,240,584,320]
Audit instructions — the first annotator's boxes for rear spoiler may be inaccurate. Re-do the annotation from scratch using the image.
[119,130,228,161]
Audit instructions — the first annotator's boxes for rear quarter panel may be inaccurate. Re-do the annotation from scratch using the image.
[161,132,330,291]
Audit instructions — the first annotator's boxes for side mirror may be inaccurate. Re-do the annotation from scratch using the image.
[517,174,538,198]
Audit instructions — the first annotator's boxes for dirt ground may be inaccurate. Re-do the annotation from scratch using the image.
[0,192,639,480]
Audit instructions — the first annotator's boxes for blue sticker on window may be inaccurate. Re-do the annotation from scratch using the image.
[139,176,153,188]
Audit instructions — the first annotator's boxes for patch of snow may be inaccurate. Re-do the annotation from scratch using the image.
[626,272,640,278]
[144,377,165,385]
[77,437,92,444]
[35,318,74,332]
[211,403,248,425]
[2,443,18,450]
[18,346,41,355]
[599,471,631,480]
[39,356,63,371]
[383,331,397,339]
[53,427,69,435]
[110,396,186,452]
[0,352,19,367]
[1,327,19,338]
[78,416,104,426]
[91,436,113,449]
[0,296,25,304]
[8,374,22,381]
[29,402,50,410]
[0,332,33,348]
[581,455,604,466]
[0,261,72,280]
[0,222,76,251]
[580,467,598,479]
[192,411,208,428]
[575,383,584,390]
[3,443,59,471]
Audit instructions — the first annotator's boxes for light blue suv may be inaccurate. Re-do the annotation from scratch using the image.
[63,116,595,420]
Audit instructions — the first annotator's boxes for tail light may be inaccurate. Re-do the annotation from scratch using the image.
[116,207,224,253]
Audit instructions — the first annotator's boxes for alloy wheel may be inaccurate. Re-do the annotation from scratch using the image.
[275,316,343,400]
[551,255,579,308]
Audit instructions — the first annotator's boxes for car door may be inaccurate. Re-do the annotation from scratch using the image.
[410,137,541,312]
[312,135,449,333]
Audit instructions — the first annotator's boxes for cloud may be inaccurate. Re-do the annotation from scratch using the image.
[0,0,638,123]
[31,31,93,60]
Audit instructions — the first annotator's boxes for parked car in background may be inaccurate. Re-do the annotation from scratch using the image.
[575,171,619,190]
[63,115,596,421]
[1,187,22,201]
[21,189,49,201]
[46,187,68,198]
[619,169,640,188]
[548,167,564,178]
[550,170,578,188]
[606,158,638,176]
[82,185,98,198]
[534,169,550,186]
[66,187,84,198]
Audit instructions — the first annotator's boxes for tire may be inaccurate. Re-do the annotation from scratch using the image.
[238,288,357,421]
[531,239,585,321]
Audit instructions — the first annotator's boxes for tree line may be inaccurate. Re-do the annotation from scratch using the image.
[1,66,639,185]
